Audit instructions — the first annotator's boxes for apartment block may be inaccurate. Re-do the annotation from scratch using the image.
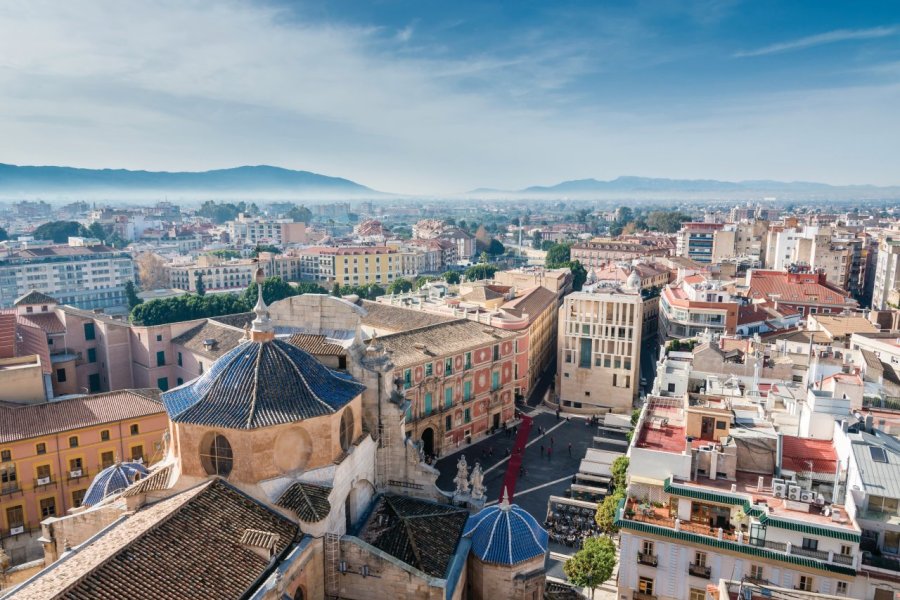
[299,246,408,286]
[676,223,725,264]
[557,286,643,413]
[0,239,135,310]
[872,236,900,310]
[225,213,310,245]
[571,238,670,267]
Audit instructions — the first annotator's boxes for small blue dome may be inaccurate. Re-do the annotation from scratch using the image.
[83,462,149,506]
[463,502,548,565]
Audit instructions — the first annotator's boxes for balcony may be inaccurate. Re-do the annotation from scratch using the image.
[633,592,658,600]
[791,546,829,561]
[33,476,56,489]
[862,552,900,572]
[1,482,21,497]
[688,563,711,579]
[637,552,658,567]
[67,467,89,482]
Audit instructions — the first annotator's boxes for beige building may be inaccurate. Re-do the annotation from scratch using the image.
[556,285,643,413]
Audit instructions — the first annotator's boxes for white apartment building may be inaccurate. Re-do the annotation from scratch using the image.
[556,281,643,414]
[225,213,309,246]
[0,239,135,310]
[167,255,260,292]
[872,236,900,310]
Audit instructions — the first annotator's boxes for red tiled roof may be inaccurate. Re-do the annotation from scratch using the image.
[0,312,15,359]
[781,436,837,474]
[18,312,65,334]
[16,323,51,374]
[0,389,163,443]
[746,270,853,307]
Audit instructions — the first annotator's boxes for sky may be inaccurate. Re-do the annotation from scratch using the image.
[0,0,899,194]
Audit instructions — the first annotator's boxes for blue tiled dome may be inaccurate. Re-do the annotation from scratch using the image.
[83,462,149,506]
[463,502,549,565]
[162,339,365,429]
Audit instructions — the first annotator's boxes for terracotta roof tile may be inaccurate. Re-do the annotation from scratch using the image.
[14,289,57,306]
[377,319,518,369]
[0,389,163,444]
[171,320,246,359]
[276,482,332,522]
[360,300,456,333]
[781,436,838,474]
[18,312,66,334]
[284,333,346,356]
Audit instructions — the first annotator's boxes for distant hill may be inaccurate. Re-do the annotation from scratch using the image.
[0,164,383,199]
[466,176,900,200]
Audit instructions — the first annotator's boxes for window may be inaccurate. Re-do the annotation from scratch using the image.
[492,345,500,361]
[69,436,79,448]
[445,358,453,376]
[425,362,433,377]
[157,377,169,391]
[40,497,57,518]
[463,381,472,401]
[5,505,24,528]
[716,420,726,430]
[840,544,853,556]
[36,443,46,455]
[801,538,818,551]
[465,352,472,370]
[689,589,706,600]
[836,581,848,596]
[492,371,500,391]
[36,464,51,481]
[641,540,655,556]
[445,415,452,430]
[445,386,453,408]
[72,488,86,508]
[424,393,433,416]
[56,368,67,383]
[156,351,165,367]
[694,551,707,567]
[156,334,162,342]
[69,458,83,472]
[84,323,96,340]
[177,377,184,386]
[464,408,471,423]
[88,373,101,393]
[100,429,110,441]
[101,451,115,469]
[86,348,97,363]
[177,352,183,367]
[797,575,814,592]
[638,577,654,595]
[130,424,140,436]
[339,408,354,451]
[0,450,9,462]
[131,445,144,462]
[403,369,412,389]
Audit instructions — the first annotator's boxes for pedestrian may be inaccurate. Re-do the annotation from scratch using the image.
[550,436,555,447]
[548,447,552,459]
[540,444,545,457]
[519,465,525,477]
[568,442,572,456]
[489,447,494,457]
[556,409,560,421]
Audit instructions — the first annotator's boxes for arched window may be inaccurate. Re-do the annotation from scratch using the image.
[293,587,305,600]
[200,433,233,477]
[340,408,354,452]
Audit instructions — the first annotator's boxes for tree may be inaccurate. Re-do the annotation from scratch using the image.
[545,243,571,268]
[88,221,108,241]
[331,282,342,297]
[575,208,591,224]
[479,251,489,264]
[135,252,169,290]
[195,273,206,296]
[295,282,329,295]
[209,249,242,260]
[252,244,281,257]
[0,227,7,242]
[387,279,413,294]
[487,238,505,256]
[32,221,89,243]
[595,490,625,535]
[442,270,461,285]
[611,456,629,493]
[198,201,242,224]
[415,275,437,290]
[129,293,248,326]
[570,260,587,291]
[286,204,312,223]
[531,230,542,249]
[124,280,142,310]
[464,263,497,281]
[563,536,617,599]
[646,210,690,233]
[616,206,633,224]
[242,276,298,306]
[540,239,555,251]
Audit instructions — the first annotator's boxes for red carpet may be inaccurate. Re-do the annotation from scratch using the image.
[500,413,533,502]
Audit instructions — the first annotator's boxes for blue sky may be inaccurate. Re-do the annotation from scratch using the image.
[0,0,898,193]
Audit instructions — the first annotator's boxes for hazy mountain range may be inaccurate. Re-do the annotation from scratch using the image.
[467,176,900,200]
[0,164,897,201]
[0,164,381,200]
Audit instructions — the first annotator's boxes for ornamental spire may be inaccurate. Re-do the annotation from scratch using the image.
[250,268,274,342]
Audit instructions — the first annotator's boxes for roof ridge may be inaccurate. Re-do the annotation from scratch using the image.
[246,342,265,429]
[272,340,337,415]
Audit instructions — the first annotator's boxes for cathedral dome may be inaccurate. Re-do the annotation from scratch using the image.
[463,498,548,565]
[83,462,149,506]
[626,268,641,290]
[162,339,365,429]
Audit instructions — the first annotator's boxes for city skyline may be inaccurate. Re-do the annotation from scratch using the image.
[1,1,899,194]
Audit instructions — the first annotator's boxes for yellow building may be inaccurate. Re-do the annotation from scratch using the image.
[322,246,405,287]
[0,389,166,564]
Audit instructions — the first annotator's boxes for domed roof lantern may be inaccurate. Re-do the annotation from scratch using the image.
[250,268,274,342]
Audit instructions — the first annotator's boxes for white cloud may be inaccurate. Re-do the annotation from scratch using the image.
[0,1,897,192]
[734,26,899,58]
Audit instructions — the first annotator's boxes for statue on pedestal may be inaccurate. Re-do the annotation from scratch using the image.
[454,455,470,496]
[470,462,485,501]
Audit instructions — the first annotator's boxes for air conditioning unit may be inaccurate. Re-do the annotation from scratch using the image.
[788,485,802,501]
[9,525,24,535]
[36,476,51,486]
[816,494,826,506]
[800,490,815,503]
[69,469,82,478]
[773,482,788,498]
[832,507,846,523]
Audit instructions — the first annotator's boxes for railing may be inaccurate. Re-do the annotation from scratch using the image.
[33,476,56,489]
[749,538,788,553]
[68,467,89,482]
[791,546,829,561]
[637,552,658,567]
[862,553,900,572]
[688,563,711,579]
[832,553,854,566]
[633,592,658,600]
[1,483,21,496]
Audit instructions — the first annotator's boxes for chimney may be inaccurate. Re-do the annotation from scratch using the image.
[684,436,693,455]
[775,432,784,477]
[865,414,874,433]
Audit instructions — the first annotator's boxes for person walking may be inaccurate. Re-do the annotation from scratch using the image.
[547,446,552,460]
[550,436,555,447]
[540,444,545,457]
[568,442,572,457]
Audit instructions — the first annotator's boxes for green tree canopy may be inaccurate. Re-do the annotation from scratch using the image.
[442,270,461,285]
[339,283,385,300]
[195,273,206,296]
[611,456,629,493]
[124,281,142,311]
[198,201,244,224]
[242,276,298,306]
[570,260,587,291]
[646,210,690,233]
[286,204,312,223]
[32,221,89,243]
[545,243,571,268]
[487,238,505,256]
[87,221,108,241]
[464,263,497,281]
[295,281,330,295]
[531,230,542,249]
[0,227,7,242]
[208,249,242,260]
[130,293,248,326]
[252,244,281,257]
[563,536,617,599]
[387,278,414,294]
[595,490,624,535]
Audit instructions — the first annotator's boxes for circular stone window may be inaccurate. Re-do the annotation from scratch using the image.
[200,433,233,477]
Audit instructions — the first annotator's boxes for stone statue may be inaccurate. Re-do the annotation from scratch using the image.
[454,455,470,496]
[470,462,485,501]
